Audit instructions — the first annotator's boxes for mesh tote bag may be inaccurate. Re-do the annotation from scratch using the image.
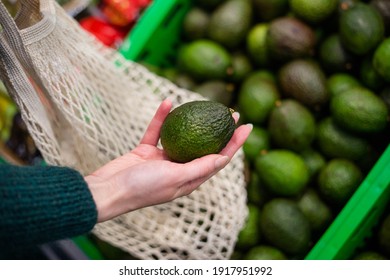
[0,0,248,259]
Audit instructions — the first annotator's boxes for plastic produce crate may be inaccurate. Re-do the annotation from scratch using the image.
[306,145,390,260]
[119,0,192,66]
[119,0,390,260]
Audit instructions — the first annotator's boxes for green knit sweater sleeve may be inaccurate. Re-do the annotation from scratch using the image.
[0,164,98,252]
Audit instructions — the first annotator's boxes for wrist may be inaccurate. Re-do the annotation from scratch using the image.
[84,175,125,222]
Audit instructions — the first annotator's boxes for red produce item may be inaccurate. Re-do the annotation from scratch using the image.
[80,16,127,47]
[101,0,140,27]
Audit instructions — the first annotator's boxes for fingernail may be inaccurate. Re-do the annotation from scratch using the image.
[215,156,230,170]
[163,97,172,104]
[232,111,240,120]
[247,123,253,131]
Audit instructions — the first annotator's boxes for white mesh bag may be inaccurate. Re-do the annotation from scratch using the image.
[0,0,248,259]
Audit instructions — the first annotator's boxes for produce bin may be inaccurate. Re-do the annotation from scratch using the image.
[119,0,390,260]
[306,145,390,260]
[119,0,192,65]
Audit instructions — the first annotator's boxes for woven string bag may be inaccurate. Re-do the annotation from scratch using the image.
[0,0,248,259]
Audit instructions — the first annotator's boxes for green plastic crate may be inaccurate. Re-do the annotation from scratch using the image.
[119,0,390,260]
[119,0,192,66]
[306,145,390,260]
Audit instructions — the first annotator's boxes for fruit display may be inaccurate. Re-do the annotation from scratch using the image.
[138,0,390,259]
[350,207,390,260]
[77,0,152,48]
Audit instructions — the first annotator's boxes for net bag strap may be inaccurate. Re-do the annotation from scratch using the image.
[0,0,59,109]
[0,1,55,138]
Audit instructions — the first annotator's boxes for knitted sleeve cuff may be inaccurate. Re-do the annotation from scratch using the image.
[0,164,98,251]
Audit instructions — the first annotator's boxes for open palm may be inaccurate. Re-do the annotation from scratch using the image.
[85,99,252,222]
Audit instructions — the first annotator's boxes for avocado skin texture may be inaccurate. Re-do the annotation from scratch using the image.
[260,198,311,256]
[339,3,385,55]
[160,100,235,163]
[178,40,232,81]
[207,0,253,49]
[268,99,316,152]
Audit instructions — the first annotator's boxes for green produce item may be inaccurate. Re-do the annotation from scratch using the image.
[243,126,270,163]
[230,52,253,83]
[268,99,316,152]
[290,0,338,23]
[207,0,253,49]
[160,100,235,163]
[236,204,261,249]
[252,0,289,21]
[248,70,277,84]
[300,148,326,180]
[194,80,234,106]
[255,149,309,196]
[316,117,370,161]
[318,158,363,207]
[244,245,287,260]
[0,92,17,142]
[173,73,197,90]
[353,251,387,260]
[339,3,384,55]
[162,67,198,91]
[278,59,329,108]
[330,86,389,134]
[238,73,280,124]
[360,55,385,91]
[260,198,311,256]
[319,33,357,73]
[160,67,179,81]
[373,37,390,82]
[177,40,232,81]
[246,171,271,206]
[326,73,361,97]
[370,0,390,34]
[378,213,390,255]
[297,188,333,233]
[182,7,210,41]
[246,23,270,67]
[266,17,316,63]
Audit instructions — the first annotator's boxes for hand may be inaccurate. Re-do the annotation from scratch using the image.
[85,99,252,222]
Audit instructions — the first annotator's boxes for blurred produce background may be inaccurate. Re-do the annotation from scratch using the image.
[137,0,390,260]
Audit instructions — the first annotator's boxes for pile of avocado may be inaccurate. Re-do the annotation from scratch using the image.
[351,209,390,260]
[144,0,390,260]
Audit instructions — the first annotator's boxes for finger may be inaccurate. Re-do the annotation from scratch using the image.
[220,124,253,158]
[180,169,220,196]
[232,111,240,124]
[177,154,230,186]
[140,98,172,146]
